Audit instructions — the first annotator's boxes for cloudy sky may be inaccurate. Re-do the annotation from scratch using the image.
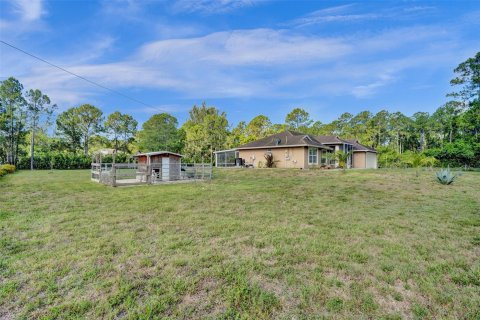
[0,0,479,126]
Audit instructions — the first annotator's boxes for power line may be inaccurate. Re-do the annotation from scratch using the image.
[0,39,168,112]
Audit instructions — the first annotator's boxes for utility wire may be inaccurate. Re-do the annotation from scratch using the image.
[0,40,168,112]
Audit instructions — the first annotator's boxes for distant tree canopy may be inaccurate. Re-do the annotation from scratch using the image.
[182,102,229,162]
[136,113,181,153]
[1,51,479,168]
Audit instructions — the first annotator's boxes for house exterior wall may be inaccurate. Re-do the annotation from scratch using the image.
[353,152,366,168]
[366,152,377,169]
[239,147,309,168]
[352,152,377,169]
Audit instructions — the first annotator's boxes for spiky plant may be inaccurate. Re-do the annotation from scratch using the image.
[264,153,275,168]
[436,167,460,185]
[335,151,351,171]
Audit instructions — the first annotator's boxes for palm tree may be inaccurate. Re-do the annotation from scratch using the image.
[335,151,351,172]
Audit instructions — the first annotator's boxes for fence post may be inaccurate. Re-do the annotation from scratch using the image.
[111,164,117,187]
[146,165,151,184]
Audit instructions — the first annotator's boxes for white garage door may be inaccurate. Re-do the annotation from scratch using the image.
[366,152,377,169]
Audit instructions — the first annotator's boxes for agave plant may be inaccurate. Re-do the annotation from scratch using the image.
[435,167,460,185]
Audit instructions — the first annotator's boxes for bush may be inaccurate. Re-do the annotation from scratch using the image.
[377,147,401,168]
[425,141,479,167]
[0,164,16,173]
[264,154,275,168]
[435,167,461,185]
[0,169,7,177]
[17,153,92,170]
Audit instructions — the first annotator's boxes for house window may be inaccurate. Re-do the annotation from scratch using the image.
[308,148,318,164]
[321,150,335,165]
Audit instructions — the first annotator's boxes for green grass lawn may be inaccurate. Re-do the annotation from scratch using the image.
[1,168,479,319]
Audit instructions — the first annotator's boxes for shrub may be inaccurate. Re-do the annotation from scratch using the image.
[264,154,275,168]
[0,169,7,177]
[435,167,460,185]
[425,141,479,167]
[0,164,16,173]
[17,153,92,170]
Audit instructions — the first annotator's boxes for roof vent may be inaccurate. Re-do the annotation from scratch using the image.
[274,138,281,145]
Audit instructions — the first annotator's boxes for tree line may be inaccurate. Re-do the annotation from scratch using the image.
[1,52,479,169]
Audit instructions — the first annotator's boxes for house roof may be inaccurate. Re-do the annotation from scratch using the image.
[237,130,333,150]
[134,151,183,157]
[313,135,376,152]
[344,139,377,152]
[313,135,351,144]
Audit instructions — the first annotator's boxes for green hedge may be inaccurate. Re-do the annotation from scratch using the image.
[17,153,92,170]
[16,153,134,170]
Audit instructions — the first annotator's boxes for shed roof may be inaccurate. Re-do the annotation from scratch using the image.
[237,130,332,150]
[135,151,183,157]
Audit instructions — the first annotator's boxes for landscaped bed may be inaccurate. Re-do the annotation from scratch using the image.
[1,168,479,319]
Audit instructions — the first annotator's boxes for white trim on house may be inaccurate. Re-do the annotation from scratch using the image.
[236,144,332,151]
[308,147,318,165]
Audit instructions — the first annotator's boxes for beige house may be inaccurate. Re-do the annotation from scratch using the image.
[214,130,377,169]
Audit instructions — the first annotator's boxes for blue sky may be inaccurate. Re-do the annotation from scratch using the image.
[0,0,479,127]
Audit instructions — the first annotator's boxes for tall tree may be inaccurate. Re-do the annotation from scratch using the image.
[389,112,411,153]
[369,110,391,148]
[347,111,372,142]
[285,108,312,131]
[449,51,480,102]
[182,102,229,162]
[227,121,247,148]
[245,115,271,142]
[0,77,26,164]
[432,101,462,145]
[76,104,103,155]
[25,89,56,170]
[411,112,431,151]
[105,111,137,153]
[136,113,181,153]
[56,107,82,153]
[120,114,138,153]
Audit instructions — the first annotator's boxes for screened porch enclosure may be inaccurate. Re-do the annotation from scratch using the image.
[214,149,239,167]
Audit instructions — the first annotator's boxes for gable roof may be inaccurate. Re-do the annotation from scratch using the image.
[237,130,332,150]
[344,139,377,152]
[313,135,351,144]
[313,135,376,152]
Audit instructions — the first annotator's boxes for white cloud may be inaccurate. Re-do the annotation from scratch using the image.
[288,4,379,27]
[0,0,46,36]
[138,29,351,66]
[171,0,261,14]
[2,20,470,108]
[12,0,45,21]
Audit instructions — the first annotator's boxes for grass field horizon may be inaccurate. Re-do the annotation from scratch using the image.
[1,168,479,319]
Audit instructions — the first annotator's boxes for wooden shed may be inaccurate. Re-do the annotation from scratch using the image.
[134,151,182,182]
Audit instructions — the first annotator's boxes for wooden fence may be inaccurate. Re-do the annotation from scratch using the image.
[91,163,212,187]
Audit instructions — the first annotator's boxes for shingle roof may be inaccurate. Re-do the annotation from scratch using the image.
[313,135,350,144]
[344,139,377,152]
[237,130,332,150]
[314,135,376,152]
